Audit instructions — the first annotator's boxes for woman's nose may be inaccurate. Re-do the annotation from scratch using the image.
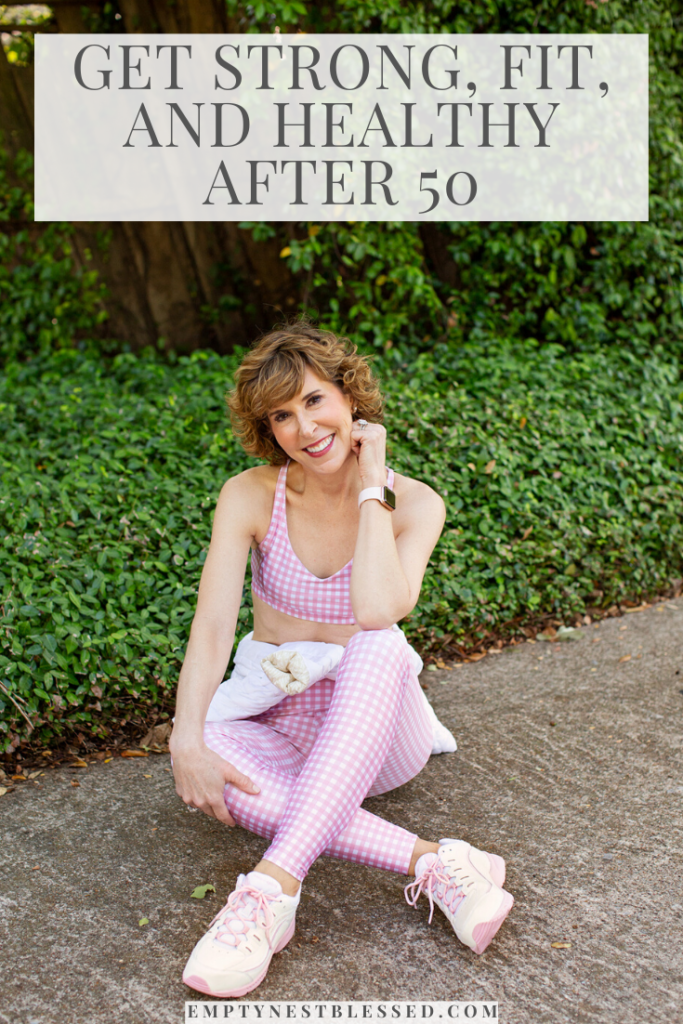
[297,412,317,436]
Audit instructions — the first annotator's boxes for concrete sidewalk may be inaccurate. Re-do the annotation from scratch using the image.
[2,602,682,1024]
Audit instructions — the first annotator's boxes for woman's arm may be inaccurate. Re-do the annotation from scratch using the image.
[169,471,265,824]
[349,423,446,630]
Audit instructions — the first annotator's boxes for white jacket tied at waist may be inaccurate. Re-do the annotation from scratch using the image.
[205,625,456,756]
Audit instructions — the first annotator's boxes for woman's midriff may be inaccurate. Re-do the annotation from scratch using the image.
[251,591,362,647]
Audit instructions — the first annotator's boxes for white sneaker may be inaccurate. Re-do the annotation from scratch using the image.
[404,839,513,955]
[183,871,299,997]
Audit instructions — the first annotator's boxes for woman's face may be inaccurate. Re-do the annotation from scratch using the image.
[267,367,355,471]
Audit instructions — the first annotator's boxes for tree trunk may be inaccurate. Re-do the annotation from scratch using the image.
[0,0,300,354]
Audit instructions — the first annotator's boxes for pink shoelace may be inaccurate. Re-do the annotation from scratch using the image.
[404,857,468,923]
[211,883,277,948]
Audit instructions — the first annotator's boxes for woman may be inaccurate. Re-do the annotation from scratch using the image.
[170,322,513,998]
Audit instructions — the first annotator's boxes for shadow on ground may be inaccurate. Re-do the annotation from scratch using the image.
[2,603,682,1024]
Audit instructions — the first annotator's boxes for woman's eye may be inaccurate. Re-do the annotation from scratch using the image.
[308,395,322,406]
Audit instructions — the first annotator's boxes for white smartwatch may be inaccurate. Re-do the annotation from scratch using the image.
[358,486,396,511]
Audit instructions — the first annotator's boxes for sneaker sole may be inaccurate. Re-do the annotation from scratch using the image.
[471,891,514,955]
[183,920,296,998]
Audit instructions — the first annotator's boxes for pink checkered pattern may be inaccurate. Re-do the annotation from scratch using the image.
[204,628,433,881]
[251,462,395,625]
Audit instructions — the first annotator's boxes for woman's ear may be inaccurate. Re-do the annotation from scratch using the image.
[340,386,356,417]
[344,389,357,415]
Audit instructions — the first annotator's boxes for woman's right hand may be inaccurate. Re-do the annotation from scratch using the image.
[170,740,260,827]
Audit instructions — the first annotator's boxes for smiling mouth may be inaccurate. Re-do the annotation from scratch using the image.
[303,433,335,454]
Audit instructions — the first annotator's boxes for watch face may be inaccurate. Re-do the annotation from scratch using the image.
[383,487,396,510]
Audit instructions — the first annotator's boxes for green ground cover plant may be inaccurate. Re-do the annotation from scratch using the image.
[2,341,683,752]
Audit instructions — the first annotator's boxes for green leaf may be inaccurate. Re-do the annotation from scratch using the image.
[190,884,216,900]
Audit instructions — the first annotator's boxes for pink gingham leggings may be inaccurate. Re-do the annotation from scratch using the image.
[203,628,433,882]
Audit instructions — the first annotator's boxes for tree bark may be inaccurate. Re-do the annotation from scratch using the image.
[418,223,462,292]
[116,0,228,33]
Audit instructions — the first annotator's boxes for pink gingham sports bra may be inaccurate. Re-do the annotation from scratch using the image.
[251,459,395,625]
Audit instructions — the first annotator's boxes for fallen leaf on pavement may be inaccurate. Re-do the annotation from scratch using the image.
[121,750,149,758]
[465,652,486,662]
[625,604,650,614]
[619,655,631,663]
[551,942,572,949]
[70,760,88,768]
[28,770,43,779]
[104,757,113,763]
[12,774,26,782]
[71,780,80,787]
[556,626,582,642]
[139,918,149,927]
[191,884,216,899]
[140,722,172,753]
[0,787,7,797]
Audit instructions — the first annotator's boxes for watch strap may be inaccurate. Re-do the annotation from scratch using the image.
[358,486,395,510]
[358,487,383,508]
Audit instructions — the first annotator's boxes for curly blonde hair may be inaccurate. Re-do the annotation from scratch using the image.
[227,318,384,465]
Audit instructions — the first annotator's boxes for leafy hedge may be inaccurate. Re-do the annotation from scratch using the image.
[0,349,251,752]
[2,340,683,752]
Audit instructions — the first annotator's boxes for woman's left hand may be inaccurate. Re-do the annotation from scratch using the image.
[350,420,387,487]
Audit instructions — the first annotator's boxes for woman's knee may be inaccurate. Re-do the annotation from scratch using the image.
[344,627,410,668]
[333,630,413,712]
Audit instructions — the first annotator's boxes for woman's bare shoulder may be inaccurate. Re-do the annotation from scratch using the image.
[215,465,280,540]
[393,470,445,504]
[393,471,446,527]
[220,464,278,494]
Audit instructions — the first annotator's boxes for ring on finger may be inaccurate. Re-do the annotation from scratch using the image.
[357,419,368,430]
